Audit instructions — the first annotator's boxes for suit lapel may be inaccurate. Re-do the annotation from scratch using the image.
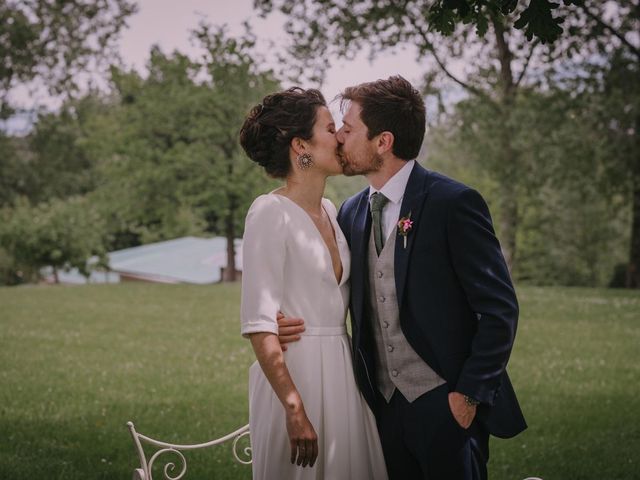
[350,191,372,330]
[395,163,430,308]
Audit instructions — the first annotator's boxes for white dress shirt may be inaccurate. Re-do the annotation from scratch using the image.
[368,160,416,240]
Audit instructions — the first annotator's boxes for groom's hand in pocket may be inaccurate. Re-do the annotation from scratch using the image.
[277,312,305,351]
[448,392,477,429]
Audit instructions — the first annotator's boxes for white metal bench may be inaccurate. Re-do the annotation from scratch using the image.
[126,420,543,480]
[126,421,252,480]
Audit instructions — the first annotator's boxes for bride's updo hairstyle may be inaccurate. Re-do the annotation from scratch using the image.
[240,87,326,179]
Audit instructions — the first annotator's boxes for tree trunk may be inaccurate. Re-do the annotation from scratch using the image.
[626,177,640,288]
[493,17,519,271]
[223,208,237,282]
[222,146,238,283]
[53,267,59,284]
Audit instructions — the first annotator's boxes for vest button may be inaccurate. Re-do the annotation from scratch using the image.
[391,369,399,377]
[387,345,394,352]
[377,271,383,278]
[378,296,386,303]
[383,321,389,328]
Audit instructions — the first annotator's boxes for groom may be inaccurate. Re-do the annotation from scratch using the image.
[278,76,526,479]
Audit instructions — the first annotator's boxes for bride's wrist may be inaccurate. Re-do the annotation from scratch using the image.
[283,394,303,414]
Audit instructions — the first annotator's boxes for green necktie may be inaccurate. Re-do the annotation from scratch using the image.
[370,192,390,256]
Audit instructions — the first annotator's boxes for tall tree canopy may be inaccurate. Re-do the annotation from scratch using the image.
[0,0,137,117]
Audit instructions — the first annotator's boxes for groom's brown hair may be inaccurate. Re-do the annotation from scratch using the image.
[339,75,426,160]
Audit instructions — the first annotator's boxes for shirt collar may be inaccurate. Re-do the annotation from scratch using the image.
[368,159,416,205]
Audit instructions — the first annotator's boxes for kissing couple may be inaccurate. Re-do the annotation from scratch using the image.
[239,75,526,480]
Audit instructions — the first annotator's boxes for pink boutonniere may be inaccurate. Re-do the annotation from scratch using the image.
[397,212,413,249]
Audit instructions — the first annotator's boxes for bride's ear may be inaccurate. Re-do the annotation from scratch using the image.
[290,137,308,157]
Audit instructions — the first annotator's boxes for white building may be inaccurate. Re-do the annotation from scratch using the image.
[42,236,242,285]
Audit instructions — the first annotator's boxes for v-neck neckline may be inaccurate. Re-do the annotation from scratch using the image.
[270,191,346,286]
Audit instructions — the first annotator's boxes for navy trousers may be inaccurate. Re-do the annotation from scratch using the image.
[374,384,489,480]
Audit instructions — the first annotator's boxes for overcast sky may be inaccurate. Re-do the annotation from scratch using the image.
[118,0,423,102]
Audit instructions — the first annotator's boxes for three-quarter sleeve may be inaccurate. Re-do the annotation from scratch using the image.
[240,195,287,337]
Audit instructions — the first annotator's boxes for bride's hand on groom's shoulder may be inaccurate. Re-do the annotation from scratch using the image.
[285,405,318,468]
[277,312,305,351]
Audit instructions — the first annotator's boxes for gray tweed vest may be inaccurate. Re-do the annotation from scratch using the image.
[367,226,445,402]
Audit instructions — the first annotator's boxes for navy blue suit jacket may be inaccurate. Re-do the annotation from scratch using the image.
[337,163,527,439]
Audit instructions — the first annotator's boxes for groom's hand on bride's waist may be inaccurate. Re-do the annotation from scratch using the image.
[277,312,305,351]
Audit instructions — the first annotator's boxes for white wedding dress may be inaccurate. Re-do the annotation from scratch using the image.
[241,193,388,480]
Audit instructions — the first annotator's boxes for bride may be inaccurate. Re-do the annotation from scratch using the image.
[239,87,388,480]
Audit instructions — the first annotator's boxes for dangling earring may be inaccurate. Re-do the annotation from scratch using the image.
[297,152,314,170]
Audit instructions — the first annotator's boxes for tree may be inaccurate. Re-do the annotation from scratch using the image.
[0,0,137,117]
[0,133,33,207]
[88,26,280,280]
[25,94,108,204]
[192,23,281,281]
[89,50,211,249]
[0,196,107,283]
[550,1,640,288]
[574,51,639,287]
[425,85,630,287]
[254,0,568,66]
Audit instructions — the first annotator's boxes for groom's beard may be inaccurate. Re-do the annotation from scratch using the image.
[340,152,383,176]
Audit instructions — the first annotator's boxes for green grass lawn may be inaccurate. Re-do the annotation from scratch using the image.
[0,283,638,480]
